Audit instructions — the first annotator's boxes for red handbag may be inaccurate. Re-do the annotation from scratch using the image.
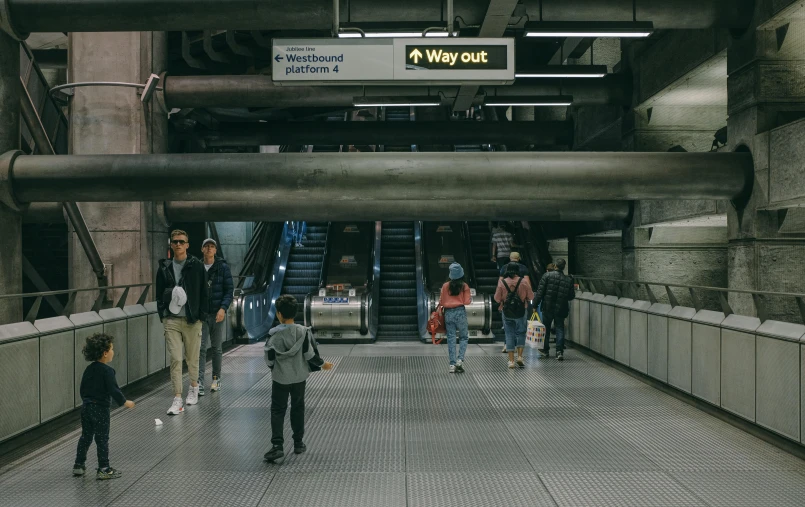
[427,305,446,344]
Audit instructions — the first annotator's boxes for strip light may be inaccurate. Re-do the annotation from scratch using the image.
[524,21,653,38]
[515,65,608,79]
[483,95,573,107]
[339,31,449,38]
[353,96,441,107]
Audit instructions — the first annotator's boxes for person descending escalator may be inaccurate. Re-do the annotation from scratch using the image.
[438,263,472,373]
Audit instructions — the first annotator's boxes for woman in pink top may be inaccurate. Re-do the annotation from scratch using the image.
[438,262,472,373]
[494,263,535,369]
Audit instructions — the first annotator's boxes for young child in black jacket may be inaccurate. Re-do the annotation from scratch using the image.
[73,333,135,480]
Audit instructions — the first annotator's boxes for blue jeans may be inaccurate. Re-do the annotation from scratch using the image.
[502,315,527,351]
[542,314,565,353]
[444,307,469,365]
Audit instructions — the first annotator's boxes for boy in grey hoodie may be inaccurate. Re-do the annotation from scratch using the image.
[264,295,332,462]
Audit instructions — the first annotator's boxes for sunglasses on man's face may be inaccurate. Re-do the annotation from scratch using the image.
[171,240,187,245]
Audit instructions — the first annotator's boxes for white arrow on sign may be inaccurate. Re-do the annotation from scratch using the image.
[409,48,423,64]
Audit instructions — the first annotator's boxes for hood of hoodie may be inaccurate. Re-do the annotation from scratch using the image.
[267,324,308,357]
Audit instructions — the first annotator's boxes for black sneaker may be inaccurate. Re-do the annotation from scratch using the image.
[96,467,122,480]
[557,352,564,361]
[294,442,307,454]
[455,360,465,373]
[72,464,85,476]
[198,383,205,396]
[539,350,549,358]
[264,445,284,462]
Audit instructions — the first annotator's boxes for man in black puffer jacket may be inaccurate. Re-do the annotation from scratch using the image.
[198,238,234,395]
[534,258,575,361]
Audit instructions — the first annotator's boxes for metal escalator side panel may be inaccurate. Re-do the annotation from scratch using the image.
[413,221,429,341]
[369,221,382,339]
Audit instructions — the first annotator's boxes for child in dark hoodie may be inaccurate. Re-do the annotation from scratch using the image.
[264,295,332,462]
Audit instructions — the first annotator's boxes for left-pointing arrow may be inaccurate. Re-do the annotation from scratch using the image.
[274,54,283,62]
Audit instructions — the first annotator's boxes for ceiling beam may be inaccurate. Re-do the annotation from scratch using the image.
[452,0,521,112]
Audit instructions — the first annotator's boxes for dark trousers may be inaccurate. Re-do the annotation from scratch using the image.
[541,313,566,353]
[271,380,306,446]
[74,403,111,469]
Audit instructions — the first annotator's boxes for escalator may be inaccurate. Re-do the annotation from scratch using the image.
[376,222,419,340]
[279,223,329,324]
[467,222,503,332]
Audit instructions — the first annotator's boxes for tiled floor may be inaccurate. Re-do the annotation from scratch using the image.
[1,342,804,506]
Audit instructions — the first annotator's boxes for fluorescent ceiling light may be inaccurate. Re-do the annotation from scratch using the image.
[483,95,573,107]
[338,22,454,38]
[524,21,653,38]
[515,65,608,78]
[353,96,441,107]
[339,31,449,38]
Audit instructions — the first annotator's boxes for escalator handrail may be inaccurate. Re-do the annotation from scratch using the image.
[461,222,478,289]
[369,221,382,338]
[414,221,430,340]
[317,222,333,289]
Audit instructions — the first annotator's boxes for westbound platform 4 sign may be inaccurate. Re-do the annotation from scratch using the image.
[272,38,514,85]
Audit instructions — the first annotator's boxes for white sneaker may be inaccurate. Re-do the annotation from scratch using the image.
[167,397,184,415]
[210,377,221,392]
[508,361,516,369]
[516,356,525,368]
[186,386,199,406]
[448,364,456,373]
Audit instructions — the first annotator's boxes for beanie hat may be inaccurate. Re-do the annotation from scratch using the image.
[448,262,464,280]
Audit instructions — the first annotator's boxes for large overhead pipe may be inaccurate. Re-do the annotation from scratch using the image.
[166,200,630,222]
[3,151,753,203]
[164,74,631,109]
[25,200,632,222]
[202,120,573,147]
[3,0,753,37]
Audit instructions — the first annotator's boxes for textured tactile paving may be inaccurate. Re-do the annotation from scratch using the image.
[540,471,707,506]
[258,472,406,506]
[407,472,557,507]
[669,470,805,506]
[3,343,804,507]
[109,470,274,506]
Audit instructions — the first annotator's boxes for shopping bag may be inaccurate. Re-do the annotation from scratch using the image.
[526,311,546,349]
[427,306,446,344]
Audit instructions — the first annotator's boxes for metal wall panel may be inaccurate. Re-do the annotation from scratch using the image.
[589,295,604,352]
[720,329,755,421]
[568,299,576,344]
[691,322,722,406]
[0,338,40,442]
[667,308,696,393]
[39,330,75,422]
[629,301,652,374]
[756,336,800,441]
[614,299,633,366]
[802,344,804,444]
[147,311,166,374]
[99,308,129,387]
[126,315,148,383]
[72,320,104,407]
[578,298,590,348]
[600,296,618,359]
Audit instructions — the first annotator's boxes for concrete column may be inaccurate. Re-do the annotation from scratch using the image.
[726,19,805,322]
[0,31,22,324]
[210,222,253,277]
[68,32,169,311]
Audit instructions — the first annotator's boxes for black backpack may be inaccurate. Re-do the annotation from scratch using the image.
[501,277,526,318]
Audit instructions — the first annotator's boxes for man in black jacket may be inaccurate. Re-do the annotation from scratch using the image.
[534,258,575,361]
[198,238,234,395]
[156,229,208,415]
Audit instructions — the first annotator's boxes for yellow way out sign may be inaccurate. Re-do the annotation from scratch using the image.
[405,45,508,70]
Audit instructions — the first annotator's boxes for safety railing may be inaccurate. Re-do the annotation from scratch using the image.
[573,276,805,325]
[0,283,152,324]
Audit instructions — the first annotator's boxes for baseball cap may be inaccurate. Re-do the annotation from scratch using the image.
[201,238,217,248]
[169,286,187,314]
